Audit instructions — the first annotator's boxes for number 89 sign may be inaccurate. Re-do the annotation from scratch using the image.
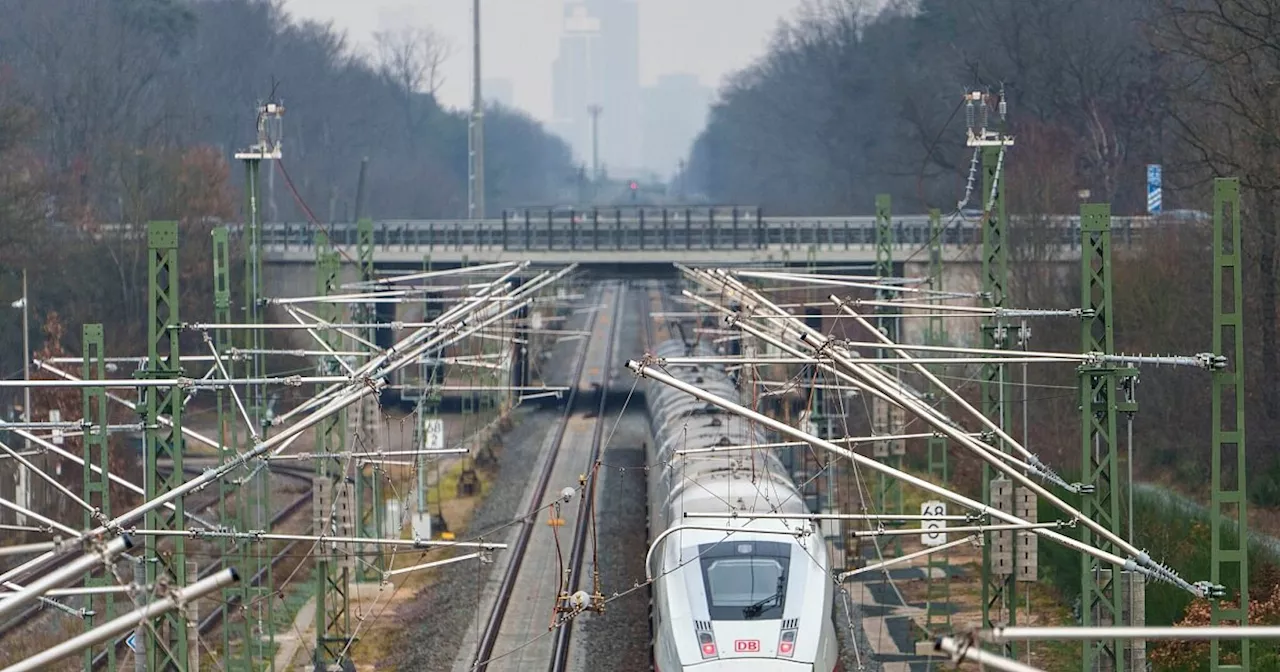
[920,501,947,546]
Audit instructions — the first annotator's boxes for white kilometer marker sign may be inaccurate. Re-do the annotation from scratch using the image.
[423,418,444,450]
[920,500,947,546]
[49,410,63,446]
[415,418,445,540]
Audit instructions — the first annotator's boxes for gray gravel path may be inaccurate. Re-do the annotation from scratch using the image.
[383,408,561,671]
[383,287,597,671]
[574,413,652,672]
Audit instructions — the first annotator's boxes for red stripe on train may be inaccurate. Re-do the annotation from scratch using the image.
[658,664,842,671]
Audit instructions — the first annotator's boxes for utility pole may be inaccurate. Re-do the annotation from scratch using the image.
[354,157,370,222]
[18,268,30,525]
[142,220,189,671]
[1210,177,1249,672]
[131,556,146,672]
[872,193,902,558]
[1079,203,1139,672]
[314,230,355,670]
[233,99,283,664]
[82,323,112,672]
[468,0,486,220]
[924,207,951,635]
[588,104,603,188]
[677,159,686,202]
[968,89,1022,660]
[210,226,250,669]
[355,219,385,579]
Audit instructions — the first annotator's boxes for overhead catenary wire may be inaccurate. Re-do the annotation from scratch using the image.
[5,222,582,665]
[934,636,1043,672]
[670,256,1249,664]
[627,361,1148,579]
[676,280,1069,489]
[699,270,1080,491]
[125,529,508,550]
[7,222,1215,665]
[2,266,560,588]
[0,568,240,672]
[688,268,1213,593]
[0,535,132,620]
[673,431,983,455]
[982,625,1280,641]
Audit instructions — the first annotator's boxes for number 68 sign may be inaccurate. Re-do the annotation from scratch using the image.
[920,501,947,546]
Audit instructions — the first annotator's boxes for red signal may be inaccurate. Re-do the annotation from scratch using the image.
[629,181,638,190]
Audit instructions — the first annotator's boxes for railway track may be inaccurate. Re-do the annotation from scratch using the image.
[639,279,673,672]
[467,281,623,672]
[0,464,284,633]
[642,279,676,355]
[547,282,624,671]
[0,461,316,669]
[89,463,315,669]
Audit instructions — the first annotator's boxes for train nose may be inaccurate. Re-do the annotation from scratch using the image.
[685,660,814,671]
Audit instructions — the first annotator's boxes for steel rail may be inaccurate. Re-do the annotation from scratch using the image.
[470,284,604,672]
[88,465,316,669]
[549,282,624,672]
[0,464,308,643]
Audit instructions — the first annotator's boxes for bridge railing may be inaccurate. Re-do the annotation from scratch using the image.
[257,207,1149,254]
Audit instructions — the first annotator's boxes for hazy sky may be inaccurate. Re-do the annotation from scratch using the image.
[281,0,806,122]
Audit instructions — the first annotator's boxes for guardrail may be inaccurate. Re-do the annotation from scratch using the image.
[256,207,1149,254]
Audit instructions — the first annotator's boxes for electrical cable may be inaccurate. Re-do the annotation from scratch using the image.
[274,159,359,266]
[915,95,968,213]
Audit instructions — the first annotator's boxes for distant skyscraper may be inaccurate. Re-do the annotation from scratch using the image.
[585,0,640,173]
[551,0,640,175]
[642,74,712,179]
[483,77,515,109]
[551,3,602,166]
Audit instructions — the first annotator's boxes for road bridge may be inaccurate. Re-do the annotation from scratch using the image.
[258,207,1155,335]
[259,207,1150,270]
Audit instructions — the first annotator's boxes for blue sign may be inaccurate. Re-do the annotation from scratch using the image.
[126,632,139,653]
[1147,164,1162,215]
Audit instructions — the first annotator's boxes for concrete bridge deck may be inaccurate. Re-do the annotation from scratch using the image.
[259,210,1148,268]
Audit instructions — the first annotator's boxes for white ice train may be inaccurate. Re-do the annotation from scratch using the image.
[645,338,841,672]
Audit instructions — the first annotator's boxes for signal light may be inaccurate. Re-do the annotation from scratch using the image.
[778,629,796,657]
[698,631,717,658]
[629,181,638,190]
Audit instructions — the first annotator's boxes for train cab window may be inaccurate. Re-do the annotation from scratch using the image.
[697,541,792,621]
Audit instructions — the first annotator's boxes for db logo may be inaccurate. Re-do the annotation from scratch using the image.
[734,639,761,653]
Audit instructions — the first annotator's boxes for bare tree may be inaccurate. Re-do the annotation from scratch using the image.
[0,99,44,264]
[1081,101,1126,204]
[373,26,450,97]
[1151,0,1280,417]
[372,26,451,151]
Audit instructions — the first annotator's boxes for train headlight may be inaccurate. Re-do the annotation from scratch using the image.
[698,631,717,658]
[778,628,796,657]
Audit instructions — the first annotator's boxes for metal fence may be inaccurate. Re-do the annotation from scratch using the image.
[254,207,1148,253]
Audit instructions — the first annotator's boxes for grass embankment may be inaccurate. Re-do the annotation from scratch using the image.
[1036,487,1280,670]
[346,440,496,669]
[860,467,1280,669]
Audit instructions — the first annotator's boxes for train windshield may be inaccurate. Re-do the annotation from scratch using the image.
[697,540,792,620]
